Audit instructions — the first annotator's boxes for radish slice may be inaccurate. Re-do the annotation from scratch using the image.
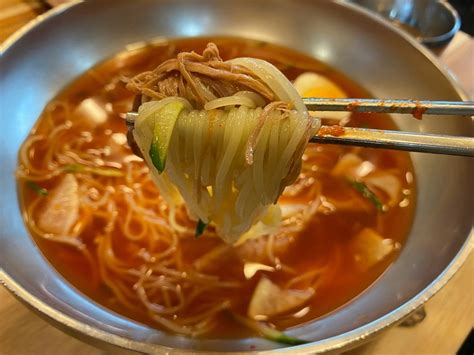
[38,174,79,235]
[248,277,314,319]
[351,228,395,270]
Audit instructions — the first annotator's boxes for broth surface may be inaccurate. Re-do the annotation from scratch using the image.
[18,37,416,338]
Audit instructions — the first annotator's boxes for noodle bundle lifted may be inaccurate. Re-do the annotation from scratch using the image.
[127,43,320,242]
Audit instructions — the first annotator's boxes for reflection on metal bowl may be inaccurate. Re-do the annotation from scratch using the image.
[347,0,461,47]
[0,0,472,353]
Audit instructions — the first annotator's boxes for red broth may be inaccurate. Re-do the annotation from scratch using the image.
[18,37,415,338]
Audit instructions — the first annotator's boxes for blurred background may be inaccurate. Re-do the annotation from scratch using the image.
[450,0,473,35]
[1,0,473,40]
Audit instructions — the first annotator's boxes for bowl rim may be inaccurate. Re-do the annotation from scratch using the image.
[346,0,462,45]
[418,0,461,45]
[0,0,472,353]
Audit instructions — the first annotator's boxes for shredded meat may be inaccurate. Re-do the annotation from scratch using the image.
[245,101,289,165]
[127,43,294,166]
[127,43,275,108]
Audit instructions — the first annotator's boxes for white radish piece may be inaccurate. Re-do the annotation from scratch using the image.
[364,173,401,205]
[38,174,79,235]
[248,277,314,319]
[350,228,395,270]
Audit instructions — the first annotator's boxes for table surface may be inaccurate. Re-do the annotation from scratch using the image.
[1,1,473,354]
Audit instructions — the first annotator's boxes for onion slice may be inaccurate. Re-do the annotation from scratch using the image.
[229,58,304,112]
[204,95,256,111]
[233,91,266,107]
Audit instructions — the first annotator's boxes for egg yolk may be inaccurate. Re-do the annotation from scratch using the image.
[293,72,348,99]
[303,83,347,99]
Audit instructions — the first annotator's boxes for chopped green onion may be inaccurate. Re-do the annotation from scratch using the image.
[232,313,308,346]
[63,164,124,177]
[26,181,48,196]
[349,180,383,211]
[195,219,208,238]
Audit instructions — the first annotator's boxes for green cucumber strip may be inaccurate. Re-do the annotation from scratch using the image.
[231,313,308,346]
[149,142,165,172]
[195,219,208,238]
[26,181,48,196]
[148,101,186,173]
[349,180,384,211]
[269,332,308,346]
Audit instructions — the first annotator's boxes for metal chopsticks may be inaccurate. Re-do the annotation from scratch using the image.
[125,98,474,157]
[305,98,474,156]
[303,98,474,116]
[312,126,474,157]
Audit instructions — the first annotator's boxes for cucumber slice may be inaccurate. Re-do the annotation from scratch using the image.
[148,101,186,173]
[195,219,208,238]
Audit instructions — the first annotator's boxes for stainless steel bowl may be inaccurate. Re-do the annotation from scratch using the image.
[347,0,461,47]
[0,0,472,353]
